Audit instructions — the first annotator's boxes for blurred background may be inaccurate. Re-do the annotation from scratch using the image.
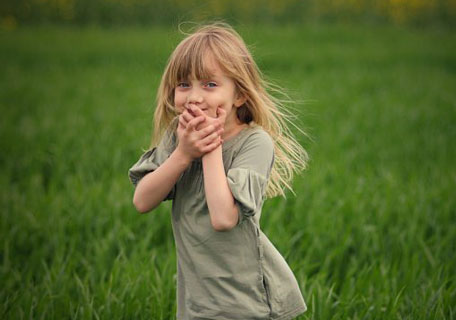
[1,1,455,319]
[1,0,456,28]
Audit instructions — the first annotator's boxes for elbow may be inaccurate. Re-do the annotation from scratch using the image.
[209,204,239,232]
[132,195,156,214]
[132,198,148,213]
[211,215,238,232]
[212,222,235,232]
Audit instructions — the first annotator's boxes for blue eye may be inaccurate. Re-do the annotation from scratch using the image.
[177,82,190,88]
[205,82,217,88]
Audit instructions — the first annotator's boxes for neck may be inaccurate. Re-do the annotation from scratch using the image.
[222,120,248,141]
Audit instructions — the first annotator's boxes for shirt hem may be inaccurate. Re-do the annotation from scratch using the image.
[271,304,307,320]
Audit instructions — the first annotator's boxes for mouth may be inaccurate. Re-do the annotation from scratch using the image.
[186,105,206,110]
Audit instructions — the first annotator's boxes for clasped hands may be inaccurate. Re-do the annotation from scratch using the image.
[176,105,226,161]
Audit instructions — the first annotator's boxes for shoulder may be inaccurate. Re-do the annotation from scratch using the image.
[228,124,275,174]
[230,124,275,164]
[238,125,274,152]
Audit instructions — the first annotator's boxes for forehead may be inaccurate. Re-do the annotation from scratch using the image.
[201,54,223,76]
[175,50,227,81]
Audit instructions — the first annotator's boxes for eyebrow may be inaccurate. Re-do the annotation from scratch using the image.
[180,75,220,82]
[202,75,220,81]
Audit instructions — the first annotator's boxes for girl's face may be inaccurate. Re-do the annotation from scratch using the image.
[174,54,245,126]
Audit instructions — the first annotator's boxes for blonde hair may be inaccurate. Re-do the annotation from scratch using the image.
[152,22,308,198]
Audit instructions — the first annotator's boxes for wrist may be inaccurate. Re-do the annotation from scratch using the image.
[202,144,222,160]
[171,148,192,168]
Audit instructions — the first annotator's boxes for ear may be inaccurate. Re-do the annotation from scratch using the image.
[234,93,247,108]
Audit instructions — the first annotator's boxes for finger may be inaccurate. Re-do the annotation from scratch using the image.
[189,105,206,118]
[179,113,189,124]
[187,116,205,131]
[201,138,222,153]
[213,120,223,131]
[182,109,194,123]
[186,106,197,117]
[179,116,188,128]
[196,124,217,139]
[213,128,224,138]
[200,129,222,145]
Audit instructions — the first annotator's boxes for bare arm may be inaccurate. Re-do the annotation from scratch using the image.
[133,115,223,213]
[185,105,238,231]
[202,145,239,231]
[133,148,191,213]
[185,106,273,230]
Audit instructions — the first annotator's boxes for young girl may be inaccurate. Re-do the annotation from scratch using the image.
[129,22,308,320]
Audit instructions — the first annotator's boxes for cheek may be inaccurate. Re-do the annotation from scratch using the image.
[174,92,184,105]
[172,96,184,115]
[174,93,186,110]
[208,93,231,108]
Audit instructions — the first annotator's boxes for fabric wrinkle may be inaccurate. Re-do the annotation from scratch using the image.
[128,125,307,320]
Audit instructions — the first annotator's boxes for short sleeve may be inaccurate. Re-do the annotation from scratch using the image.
[128,128,177,201]
[226,130,274,225]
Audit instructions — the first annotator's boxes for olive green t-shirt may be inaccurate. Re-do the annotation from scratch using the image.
[128,123,307,320]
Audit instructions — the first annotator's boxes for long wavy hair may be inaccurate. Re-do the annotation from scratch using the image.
[151,22,308,198]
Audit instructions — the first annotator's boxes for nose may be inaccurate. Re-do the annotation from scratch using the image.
[187,87,203,106]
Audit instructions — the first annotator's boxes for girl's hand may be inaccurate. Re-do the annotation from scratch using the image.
[181,105,227,132]
[176,112,224,161]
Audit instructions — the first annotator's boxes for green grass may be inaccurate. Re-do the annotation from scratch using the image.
[1,23,455,319]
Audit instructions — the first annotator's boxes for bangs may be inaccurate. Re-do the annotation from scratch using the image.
[169,38,212,85]
[166,36,229,87]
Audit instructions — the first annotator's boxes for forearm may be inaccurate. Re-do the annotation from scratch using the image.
[133,149,190,213]
[202,145,238,231]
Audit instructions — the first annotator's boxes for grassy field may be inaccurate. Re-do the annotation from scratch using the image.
[0,23,455,319]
